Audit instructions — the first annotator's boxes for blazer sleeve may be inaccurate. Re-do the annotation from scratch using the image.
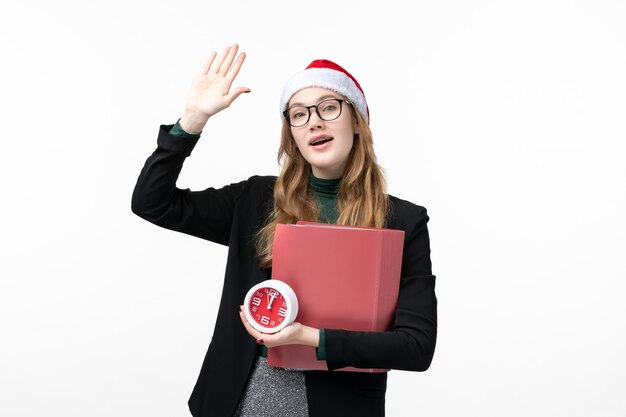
[131,124,248,245]
[323,204,437,371]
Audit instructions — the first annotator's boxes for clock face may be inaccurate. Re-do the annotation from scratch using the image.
[248,287,288,329]
[243,280,298,334]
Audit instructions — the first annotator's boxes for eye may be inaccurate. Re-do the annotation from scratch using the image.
[289,107,308,120]
[322,104,337,112]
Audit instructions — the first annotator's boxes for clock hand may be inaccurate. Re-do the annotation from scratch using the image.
[267,289,279,310]
[267,290,277,310]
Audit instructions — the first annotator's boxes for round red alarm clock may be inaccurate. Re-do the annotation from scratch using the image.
[243,280,299,334]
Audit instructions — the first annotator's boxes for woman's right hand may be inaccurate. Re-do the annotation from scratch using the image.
[179,43,250,134]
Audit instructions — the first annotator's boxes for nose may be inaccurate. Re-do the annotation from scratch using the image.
[307,109,324,130]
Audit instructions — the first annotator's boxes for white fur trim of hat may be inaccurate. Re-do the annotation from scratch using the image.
[280,59,369,124]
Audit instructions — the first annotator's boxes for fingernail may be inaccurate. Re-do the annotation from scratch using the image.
[256,339,264,345]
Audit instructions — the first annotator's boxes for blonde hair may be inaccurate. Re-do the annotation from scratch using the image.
[255,105,389,268]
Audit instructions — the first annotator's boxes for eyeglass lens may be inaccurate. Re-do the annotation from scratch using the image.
[287,99,343,127]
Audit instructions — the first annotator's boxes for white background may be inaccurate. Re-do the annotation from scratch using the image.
[1,1,625,416]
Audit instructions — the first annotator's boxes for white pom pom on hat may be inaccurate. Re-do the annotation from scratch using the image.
[280,59,369,124]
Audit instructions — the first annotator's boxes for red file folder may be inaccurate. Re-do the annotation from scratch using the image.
[267,221,405,372]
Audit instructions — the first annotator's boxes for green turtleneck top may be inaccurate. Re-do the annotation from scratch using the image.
[170,120,336,362]
[309,174,340,223]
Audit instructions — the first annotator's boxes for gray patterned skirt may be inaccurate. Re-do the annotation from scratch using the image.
[234,356,308,417]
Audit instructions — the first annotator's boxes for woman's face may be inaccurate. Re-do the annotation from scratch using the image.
[288,87,357,179]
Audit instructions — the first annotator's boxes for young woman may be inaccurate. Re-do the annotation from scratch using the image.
[132,44,437,417]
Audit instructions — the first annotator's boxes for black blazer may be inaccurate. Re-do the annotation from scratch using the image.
[132,125,437,417]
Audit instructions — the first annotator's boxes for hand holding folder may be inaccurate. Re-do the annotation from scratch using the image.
[267,221,405,372]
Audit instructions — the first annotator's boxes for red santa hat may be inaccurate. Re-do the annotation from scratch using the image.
[280,59,369,124]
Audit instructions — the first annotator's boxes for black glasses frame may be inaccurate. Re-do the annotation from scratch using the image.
[283,98,351,127]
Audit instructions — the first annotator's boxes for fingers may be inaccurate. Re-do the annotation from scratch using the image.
[209,45,231,74]
[238,307,306,349]
[225,86,251,106]
[260,325,299,348]
[239,307,263,340]
[218,43,239,75]
[225,51,247,84]
[209,43,240,75]
[238,307,285,347]
[199,52,217,75]
[206,44,246,78]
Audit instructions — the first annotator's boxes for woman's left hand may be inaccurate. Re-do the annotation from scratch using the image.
[239,306,319,348]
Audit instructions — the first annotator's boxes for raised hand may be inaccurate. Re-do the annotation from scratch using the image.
[180,44,250,133]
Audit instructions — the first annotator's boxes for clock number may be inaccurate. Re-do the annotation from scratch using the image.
[278,307,287,317]
[260,316,270,325]
[251,296,261,307]
[268,289,280,298]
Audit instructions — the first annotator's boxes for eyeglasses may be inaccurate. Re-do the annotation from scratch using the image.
[283,98,351,127]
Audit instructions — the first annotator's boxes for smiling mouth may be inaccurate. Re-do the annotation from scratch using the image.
[310,136,333,146]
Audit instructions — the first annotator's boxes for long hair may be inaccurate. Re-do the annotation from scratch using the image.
[255,104,389,268]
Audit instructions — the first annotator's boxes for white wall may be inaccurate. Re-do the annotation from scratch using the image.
[1,1,624,416]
